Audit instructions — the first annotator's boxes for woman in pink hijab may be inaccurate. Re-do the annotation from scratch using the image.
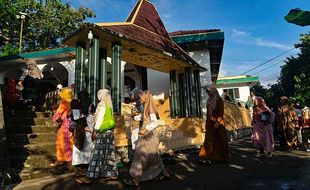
[251,96,275,157]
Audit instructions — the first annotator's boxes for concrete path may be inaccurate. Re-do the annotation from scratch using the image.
[7,138,310,190]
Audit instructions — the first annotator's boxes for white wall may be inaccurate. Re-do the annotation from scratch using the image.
[188,50,211,117]
[60,60,75,87]
[147,69,169,99]
[217,85,251,103]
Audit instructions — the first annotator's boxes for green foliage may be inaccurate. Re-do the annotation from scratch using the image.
[278,33,310,106]
[0,0,95,56]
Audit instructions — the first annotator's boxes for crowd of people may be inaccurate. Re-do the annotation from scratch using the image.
[47,84,310,188]
[251,95,310,157]
[5,66,307,188]
[50,87,170,188]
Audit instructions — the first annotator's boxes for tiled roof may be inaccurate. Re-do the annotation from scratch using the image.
[97,0,199,67]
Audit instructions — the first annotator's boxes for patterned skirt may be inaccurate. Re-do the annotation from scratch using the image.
[86,130,118,179]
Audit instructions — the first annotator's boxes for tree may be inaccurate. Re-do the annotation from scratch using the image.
[0,0,95,56]
[277,32,310,106]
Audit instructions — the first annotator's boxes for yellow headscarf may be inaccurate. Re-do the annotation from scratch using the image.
[59,87,74,103]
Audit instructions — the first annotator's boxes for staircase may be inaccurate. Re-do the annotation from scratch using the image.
[4,103,74,181]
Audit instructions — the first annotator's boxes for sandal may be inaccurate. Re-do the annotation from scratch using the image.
[198,159,211,166]
[155,169,171,181]
[101,176,118,181]
[124,178,139,187]
[49,161,64,167]
[75,177,91,184]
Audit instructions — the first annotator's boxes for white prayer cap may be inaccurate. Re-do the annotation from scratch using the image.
[56,84,63,90]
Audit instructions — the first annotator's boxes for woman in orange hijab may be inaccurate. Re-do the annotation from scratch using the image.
[51,87,74,166]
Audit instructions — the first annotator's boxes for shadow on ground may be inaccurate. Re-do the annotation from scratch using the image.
[11,138,310,190]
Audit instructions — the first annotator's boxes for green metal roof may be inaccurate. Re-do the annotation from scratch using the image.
[171,31,224,44]
[216,76,259,85]
[0,47,75,61]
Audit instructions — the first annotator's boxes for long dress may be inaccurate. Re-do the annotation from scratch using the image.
[129,113,164,181]
[278,106,299,149]
[52,100,73,162]
[71,114,94,166]
[251,111,275,152]
[86,102,118,179]
[200,98,229,161]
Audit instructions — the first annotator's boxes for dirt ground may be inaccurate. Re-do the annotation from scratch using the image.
[9,137,310,190]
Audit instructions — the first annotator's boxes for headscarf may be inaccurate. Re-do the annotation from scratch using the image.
[78,89,93,115]
[71,99,81,109]
[206,86,221,118]
[279,96,294,113]
[138,90,159,119]
[71,99,81,120]
[130,87,143,101]
[59,87,74,103]
[24,58,44,79]
[97,89,113,111]
[253,96,271,115]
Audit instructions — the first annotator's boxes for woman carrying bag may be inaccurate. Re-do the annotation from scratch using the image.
[75,89,118,184]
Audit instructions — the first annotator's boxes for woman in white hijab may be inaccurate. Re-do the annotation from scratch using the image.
[75,89,118,184]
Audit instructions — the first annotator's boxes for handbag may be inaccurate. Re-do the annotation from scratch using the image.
[260,111,271,122]
[99,104,116,133]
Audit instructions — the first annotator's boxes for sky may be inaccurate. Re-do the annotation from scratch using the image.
[66,0,310,86]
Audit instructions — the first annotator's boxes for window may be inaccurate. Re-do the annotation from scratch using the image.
[223,88,240,100]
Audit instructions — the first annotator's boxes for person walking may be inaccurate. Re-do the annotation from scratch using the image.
[198,86,229,165]
[75,89,118,184]
[124,90,170,188]
[251,96,275,157]
[277,96,299,150]
[51,87,74,166]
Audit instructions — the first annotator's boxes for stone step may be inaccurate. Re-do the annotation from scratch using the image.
[19,165,76,181]
[6,133,56,145]
[8,142,55,156]
[10,155,56,170]
[5,117,53,126]
[5,125,56,135]
[13,111,51,118]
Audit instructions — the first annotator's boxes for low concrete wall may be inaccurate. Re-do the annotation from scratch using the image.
[114,97,252,152]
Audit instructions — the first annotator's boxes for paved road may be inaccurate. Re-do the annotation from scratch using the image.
[10,138,310,190]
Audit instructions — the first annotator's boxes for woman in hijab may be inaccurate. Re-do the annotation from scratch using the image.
[70,99,94,177]
[51,87,74,166]
[251,96,275,157]
[75,89,118,184]
[277,96,299,150]
[199,86,229,165]
[124,90,170,188]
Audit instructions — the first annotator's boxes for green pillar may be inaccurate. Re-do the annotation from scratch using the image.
[194,70,202,117]
[99,48,107,89]
[169,70,178,117]
[141,67,148,90]
[111,43,121,114]
[185,67,195,116]
[178,73,186,117]
[75,42,86,97]
[87,37,100,103]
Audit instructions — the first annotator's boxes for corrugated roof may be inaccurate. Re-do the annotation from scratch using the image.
[169,29,221,36]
